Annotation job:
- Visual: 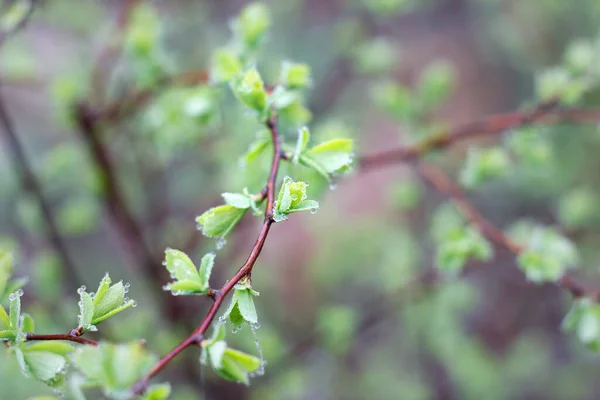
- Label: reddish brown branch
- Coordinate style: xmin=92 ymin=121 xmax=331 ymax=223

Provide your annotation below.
xmin=132 ymin=112 xmax=283 ymax=395
xmin=360 ymin=103 xmax=600 ymax=171
xmin=25 ymin=332 xmax=98 ymax=346
xmin=416 ymin=162 xmax=598 ymax=300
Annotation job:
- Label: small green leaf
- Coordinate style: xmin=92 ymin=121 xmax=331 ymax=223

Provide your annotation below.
xmin=163 ymin=280 xmax=204 ymax=293
xmin=230 ymin=68 xmax=268 ymax=114
xmin=0 ymin=304 xmax=9 ymax=328
xmin=211 ymin=48 xmax=242 ymax=83
xmin=222 ymin=193 xmax=252 ymax=209
xmin=243 ymin=130 xmax=271 ymax=165
xmin=21 ymin=351 xmax=67 ymax=383
xmin=280 ymin=61 xmax=312 ymax=89
xmin=562 ymin=299 xmax=600 ymax=351
xmin=21 ymin=313 xmax=34 ymax=333
xmin=435 ymin=226 xmax=493 ymax=274
xmin=417 ymin=60 xmax=455 ymax=111
xmin=233 ymin=2 xmax=271 ymax=50
xmin=164 ymin=248 xmax=200 ymax=284
xmin=198 ymin=252 xmax=216 ymax=291
xmin=300 ymin=138 xmax=354 ymax=180
xmin=516 ymin=225 xmax=578 ymax=283
xmin=293 ymin=127 xmax=310 ymax=164
xmin=235 ymin=289 xmax=258 ymax=324
xmin=142 ymin=383 xmax=172 ymax=400
xmin=353 ymin=38 xmax=398 ymax=75
xmin=196 ymin=205 xmax=248 ymax=239
xmin=77 ymin=289 xmax=94 ymax=331
xmin=93 ymin=282 xmax=125 ymax=321
xmin=208 ymin=340 xmax=227 ymax=370
xmin=273 ymin=177 xmax=319 ymax=222
xmin=460 ymin=147 xmax=509 ymax=188
xmin=93 ymin=273 xmax=112 ymax=308
xmin=9 ymin=289 xmax=22 ymax=331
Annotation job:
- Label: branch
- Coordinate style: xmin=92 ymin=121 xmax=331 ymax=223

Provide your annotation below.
xmin=132 ymin=112 xmax=283 ymax=395
xmin=0 ymin=82 xmax=82 ymax=290
xmin=360 ymin=102 xmax=600 ymax=170
xmin=416 ymin=162 xmax=599 ymax=300
xmin=25 ymin=332 xmax=98 ymax=347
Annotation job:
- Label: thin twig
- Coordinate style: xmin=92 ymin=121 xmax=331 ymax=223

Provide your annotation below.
xmin=0 ymin=83 xmax=82 ymax=290
xmin=132 ymin=112 xmax=283 ymax=395
xmin=416 ymin=162 xmax=599 ymax=300
xmin=25 ymin=332 xmax=98 ymax=346
xmin=360 ymin=103 xmax=600 ymax=171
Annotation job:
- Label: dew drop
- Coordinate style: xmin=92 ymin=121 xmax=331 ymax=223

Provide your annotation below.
xmin=329 ymin=182 xmax=337 ymax=190
xmin=310 ymin=208 xmax=317 ymax=214
xmin=8 ymin=293 xmax=15 ymax=301
xmin=131 ymin=301 xmax=138 ymax=308
xmin=15 ymin=289 xmax=24 ymax=297
xmin=218 ymin=315 xmax=226 ymax=322
xmin=216 ymin=238 xmax=227 ymax=250
xmin=124 ymin=282 xmax=130 ymax=293
xmin=250 ymin=324 xmax=266 ymax=377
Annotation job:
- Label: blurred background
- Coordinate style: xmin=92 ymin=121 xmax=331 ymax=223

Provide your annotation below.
xmin=2 ymin=0 xmax=600 ymax=398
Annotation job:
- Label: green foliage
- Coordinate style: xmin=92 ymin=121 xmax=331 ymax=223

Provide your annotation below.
xmin=436 ymin=226 xmax=493 ymax=274
xmin=353 ymin=38 xmax=398 ymax=75
xmin=232 ymin=2 xmax=271 ymax=51
xmin=13 ymin=342 xmax=73 ymax=387
xmin=223 ymin=281 xmax=260 ymax=331
xmin=273 ymin=176 xmax=319 ymax=222
xmin=162 ymin=250 xmax=215 ymax=296
xmin=200 ymin=324 xmax=262 ymax=385
xmin=512 ymin=223 xmax=578 ymax=283
xmin=459 ymin=147 xmax=510 ymax=188
xmin=562 ymin=298 xmax=600 ymax=351
xmin=279 ymin=61 xmax=312 ymax=90
xmin=77 ymin=274 xmax=136 ymax=332
xmin=417 ymin=60 xmax=455 ymax=111
xmin=231 ymin=68 xmax=268 ymax=116
xmin=73 ymin=341 xmax=158 ymax=399
xmin=558 ymin=188 xmax=597 ymax=228
xmin=196 ymin=200 xmax=249 ymax=241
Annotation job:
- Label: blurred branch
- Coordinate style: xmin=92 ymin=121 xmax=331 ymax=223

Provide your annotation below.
xmin=416 ymin=162 xmax=598 ymax=300
xmin=359 ymin=101 xmax=600 ymax=170
xmin=74 ymin=102 xmax=168 ymax=292
xmin=0 ymin=82 xmax=82 ymax=290
xmin=132 ymin=111 xmax=284 ymax=396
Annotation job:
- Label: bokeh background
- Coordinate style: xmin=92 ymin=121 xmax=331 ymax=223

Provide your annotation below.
xmin=2 ymin=0 xmax=600 ymax=399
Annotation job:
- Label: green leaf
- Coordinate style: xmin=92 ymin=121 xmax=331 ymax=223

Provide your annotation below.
xmin=24 ymin=342 xmax=73 ymax=356
xmin=562 ymin=299 xmax=600 ymax=351
xmin=293 ymin=127 xmax=310 ymax=164
xmin=9 ymin=289 xmax=22 ymax=331
xmin=196 ymin=204 xmax=248 ymax=239
xmin=163 ymin=280 xmax=204 ymax=293
xmin=21 ymin=351 xmax=67 ymax=383
xmin=353 ymin=38 xmax=398 ymax=75
xmin=164 ymin=248 xmax=200 ymax=284
xmin=142 ymin=383 xmax=172 ymax=400
xmin=73 ymin=341 xmax=157 ymax=396
xmin=93 ymin=273 xmax=112 ymax=308
xmin=77 ymin=289 xmax=95 ymax=331
xmin=243 ymin=130 xmax=271 ymax=165
xmin=235 ymin=289 xmax=258 ymax=324
xmin=435 ymin=226 xmax=493 ymax=274
xmin=0 ymin=330 xmax=15 ymax=340
xmin=459 ymin=147 xmax=509 ymax=188
xmin=222 ymin=193 xmax=252 ymax=209
xmin=516 ymin=225 xmax=578 ymax=283
xmin=300 ymin=138 xmax=354 ymax=180
xmin=233 ymin=2 xmax=271 ymax=50
xmin=417 ymin=60 xmax=455 ymax=111
xmin=273 ymin=177 xmax=319 ymax=222
xmin=0 ymin=304 xmax=9 ymax=328
xmin=231 ymin=68 xmax=268 ymax=114
xmin=198 ymin=252 xmax=216 ymax=291
xmin=280 ymin=61 xmax=312 ymax=89
xmin=211 ymin=48 xmax=242 ymax=83
xmin=208 ymin=340 xmax=227 ymax=370
xmin=21 ymin=313 xmax=34 ymax=333
xmin=93 ymin=282 xmax=125 ymax=321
